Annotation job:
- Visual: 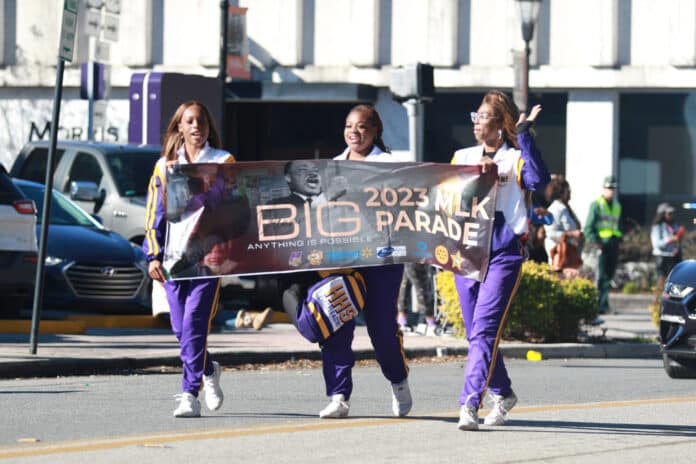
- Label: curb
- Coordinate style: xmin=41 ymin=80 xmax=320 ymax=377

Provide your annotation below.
xmin=0 ymin=342 xmax=661 ymax=380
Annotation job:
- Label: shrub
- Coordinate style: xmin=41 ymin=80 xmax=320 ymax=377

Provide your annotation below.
xmin=682 ymin=229 xmax=696 ymax=259
xmin=434 ymin=270 xmax=465 ymax=337
xmin=435 ymin=261 xmax=598 ymax=343
xmin=557 ymin=276 xmax=599 ymax=341
xmin=622 ymin=280 xmax=640 ymax=294
xmin=504 ymin=261 xmax=563 ymax=342
xmin=619 ymin=226 xmax=653 ymax=263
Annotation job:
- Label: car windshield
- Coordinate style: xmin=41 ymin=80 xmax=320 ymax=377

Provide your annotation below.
xmin=106 ymin=150 xmax=161 ymax=197
xmin=16 ymin=183 xmax=102 ymax=228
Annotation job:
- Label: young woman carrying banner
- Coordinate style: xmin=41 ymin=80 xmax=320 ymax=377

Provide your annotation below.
xmin=283 ymin=104 xmax=412 ymax=419
xmin=450 ymin=91 xmax=550 ymax=430
xmin=143 ymin=101 xmax=235 ymax=418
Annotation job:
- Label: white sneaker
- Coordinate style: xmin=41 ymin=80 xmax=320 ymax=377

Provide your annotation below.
xmin=390 ymin=379 xmax=412 ymax=417
xmin=319 ymin=394 xmax=350 ymax=418
xmin=202 ymin=361 xmax=224 ymax=411
xmin=173 ymin=392 xmax=201 ymax=418
xmin=457 ymin=405 xmax=479 ymax=431
xmin=484 ymin=391 xmax=518 ymax=426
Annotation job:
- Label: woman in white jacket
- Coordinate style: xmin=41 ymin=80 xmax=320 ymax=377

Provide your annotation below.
xmin=544 ymin=176 xmax=584 ymax=270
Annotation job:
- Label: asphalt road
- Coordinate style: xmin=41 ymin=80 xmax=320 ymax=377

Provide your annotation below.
xmin=1 ymin=357 xmax=695 ymax=463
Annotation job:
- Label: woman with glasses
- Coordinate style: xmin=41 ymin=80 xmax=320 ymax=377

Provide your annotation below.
xmin=450 ymin=91 xmax=550 ymax=430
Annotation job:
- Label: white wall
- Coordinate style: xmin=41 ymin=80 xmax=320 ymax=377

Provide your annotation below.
xmin=0 ymin=93 xmax=129 ymax=171
xmin=391 ymin=0 xmax=458 ymax=67
xmin=163 ymin=0 xmax=219 ymax=67
xmin=549 ymin=0 xmax=618 ymax=67
xmin=314 ymin=0 xmax=379 ymax=67
xmin=565 ymin=91 xmax=619 ymax=226
xmin=240 ymin=0 xmax=303 ymax=67
xmin=631 ymin=0 xmax=671 ymax=66
xmin=668 ymin=0 xmax=696 ymax=66
xmin=469 ymin=0 xmax=517 ymax=67
xmin=116 ymin=0 xmax=153 ymax=66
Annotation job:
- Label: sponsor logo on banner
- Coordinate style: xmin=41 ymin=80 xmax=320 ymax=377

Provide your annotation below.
xmin=434 ymin=245 xmax=450 ymax=265
xmin=413 ymin=241 xmax=434 ymax=259
xmin=326 ymin=250 xmax=362 ymax=262
xmin=288 ymin=251 xmax=303 ymax=267
xmin=376 ymin=245 xmax=406 ymax=258
xmin=361 ymin=247 xmax=373 ymax=259
xmin=307 ymin=249 xmax=323 ymax=266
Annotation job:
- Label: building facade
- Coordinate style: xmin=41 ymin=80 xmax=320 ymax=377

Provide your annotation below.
xmin=1 ymin=0 xmax=696 ymax=226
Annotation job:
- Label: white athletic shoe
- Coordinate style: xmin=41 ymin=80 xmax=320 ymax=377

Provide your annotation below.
xmin=319 ymin=394 xmax=350 ymax=418
xmin=457 ymin=405 xmax=479 ymax=431
xmin=484 ymin=391 xmax=518 ymax=426
xmin=173 ymin=392 xmax=201 ymax=418
xmin=390 ymin=379 xmax=413 ymax=417
xmin=203 ymin=361 xmax=224 ymax=411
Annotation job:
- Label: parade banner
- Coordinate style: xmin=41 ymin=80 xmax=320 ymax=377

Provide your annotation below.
xmin=162 ymin=160 xmax=498 ymax=281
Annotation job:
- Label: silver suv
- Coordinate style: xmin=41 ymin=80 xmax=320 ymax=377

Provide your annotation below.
xmin=0 ymin=164 xmax=37 ymax=315
xmin=11 ymin=141 xmax=161 ymax=244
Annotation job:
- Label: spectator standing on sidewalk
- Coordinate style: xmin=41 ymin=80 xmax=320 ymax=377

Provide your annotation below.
xmin=143 ymin=101 xmax=233 ymax=418
xmin=397 ymin=263 xmax=436 ymax=331
xmin=450 ymin=91 xmax=550 ymax=431
xmin=651 ymin=202 xmax=684 ymax=292
xmin=544 ymin=176 xmax=584 ymax=273
xmin=583 ymin=176 xmax=623 ymax=314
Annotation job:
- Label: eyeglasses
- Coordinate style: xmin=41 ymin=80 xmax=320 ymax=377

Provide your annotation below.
xmin=470 ymin=112 xmax=497 ymax=123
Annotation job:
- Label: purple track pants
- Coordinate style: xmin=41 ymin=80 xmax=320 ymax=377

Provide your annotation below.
xmin=454 ymin=220 xmax=524 ymax=409
xmin=320 ymin=264 xmax=408 ymax=400
xmin=165 ymin=278 xmax=221 ymax=395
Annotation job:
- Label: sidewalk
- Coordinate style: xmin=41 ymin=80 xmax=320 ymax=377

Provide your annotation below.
xmin=0 ymin=294 xmax=660 ymax=379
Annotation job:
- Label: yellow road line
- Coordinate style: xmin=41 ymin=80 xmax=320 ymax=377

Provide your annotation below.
xmin=1 ymin=396 xmax=695 ymax=460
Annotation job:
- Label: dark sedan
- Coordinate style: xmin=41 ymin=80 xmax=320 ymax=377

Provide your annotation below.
xmin=13 ymin=179 xmax=150 ymax=313
xmin=660 ymin=259 xmax=696 ymax=378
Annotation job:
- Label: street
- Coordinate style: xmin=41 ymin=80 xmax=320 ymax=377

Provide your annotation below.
xmin=1 ymin=357 xmax=695 ymax=463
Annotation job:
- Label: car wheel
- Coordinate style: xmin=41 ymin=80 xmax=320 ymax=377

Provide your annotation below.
xmin=662 ymin=353 xmax=696 ymax=379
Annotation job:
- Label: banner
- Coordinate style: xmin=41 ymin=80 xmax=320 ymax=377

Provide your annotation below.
xmin=163 ymin=160 xmax=498 ymax=281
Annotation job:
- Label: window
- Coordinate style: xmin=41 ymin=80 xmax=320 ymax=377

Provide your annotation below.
xmin=17 ymin=148 xmax=65 ymax=183
xmin=66 ymin=153 xmax=103 ymax=192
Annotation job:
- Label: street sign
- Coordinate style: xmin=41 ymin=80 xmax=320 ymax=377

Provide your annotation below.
xmin=65 ymin=0 xmax=79 ymax=13
xmin=93 ymin=100 xmax=107 ymax=128
xmin=59 ymin=1 xmax=79 ymax=61
xmin=104 ymin=0 xmax=121 ymax=14
xmin=95 ymin=40 xmax=111 ymax=63
xmin=84 ymin=8 xmax=102 ymax=37
xmin=102 ymin=13 xmax=119 ymax=42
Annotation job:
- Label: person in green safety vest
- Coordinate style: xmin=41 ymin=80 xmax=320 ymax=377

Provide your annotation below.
xmin=583 ymin=175 xmax=623 ymax=313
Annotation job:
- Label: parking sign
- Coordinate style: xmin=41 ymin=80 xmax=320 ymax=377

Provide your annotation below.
xmin=59 ymin=0 xmax=80 ymax=61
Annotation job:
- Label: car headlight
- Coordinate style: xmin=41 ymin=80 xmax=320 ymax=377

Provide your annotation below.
xmin=45 ymin=255 xmax=63 ymax=266
xmin=665 ymin=283 xmax=694 ymax=299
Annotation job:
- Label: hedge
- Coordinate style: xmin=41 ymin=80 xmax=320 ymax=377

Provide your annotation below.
xmin=436 ymin=261 xmax=599 ymax=342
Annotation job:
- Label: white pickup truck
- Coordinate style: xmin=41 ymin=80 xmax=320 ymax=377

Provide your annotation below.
xmin=11 ymin=141 xmax=161 ymax=244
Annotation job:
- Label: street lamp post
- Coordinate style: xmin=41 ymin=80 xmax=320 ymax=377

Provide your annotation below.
xmin=516 ymin=0 xmax=542 ymax=113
